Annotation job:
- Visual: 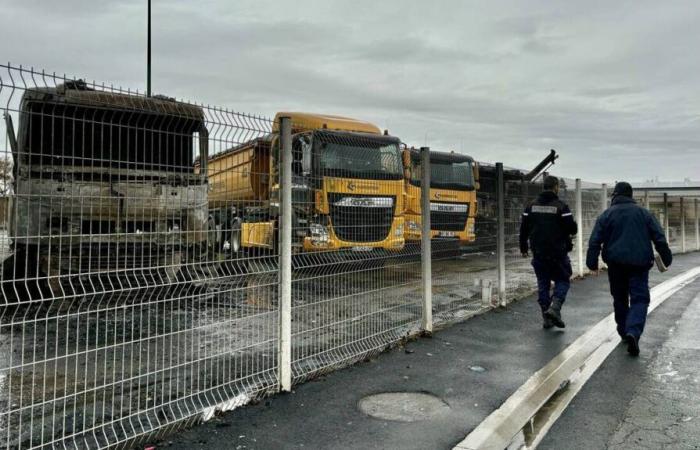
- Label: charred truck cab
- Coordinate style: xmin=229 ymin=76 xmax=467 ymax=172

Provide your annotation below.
xmin=3 ymin=81 xmax=209 ymax=295
xmin=204 ymin=112 xmax=405 ymax=259
xmin=403 ymin=148 xmax=478 ymax=245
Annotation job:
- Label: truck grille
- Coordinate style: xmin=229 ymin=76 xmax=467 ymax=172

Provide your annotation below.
xmin=430 ymin=202 xmax=469 ymax=232
xmin=328 ymin=193 xmax=395 ymax=243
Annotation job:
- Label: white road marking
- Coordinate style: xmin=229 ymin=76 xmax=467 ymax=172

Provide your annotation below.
xmin=454 ymin=266 xmax=700 ymax=450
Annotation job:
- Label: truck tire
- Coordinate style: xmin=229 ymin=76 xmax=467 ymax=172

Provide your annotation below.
xmin=1 ymin=244 xmax=50 ymax=304
xmin=220 ymin=217 xmax=248 ymax=276
xmin=230 ymin=217 xmax=243 ymax=254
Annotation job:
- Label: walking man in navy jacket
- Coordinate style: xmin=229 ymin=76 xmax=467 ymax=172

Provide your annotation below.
xmin=586 ymin=182 xmax=672 ymax=356
xmin=520 ymin=176 xmax=578 ymax=329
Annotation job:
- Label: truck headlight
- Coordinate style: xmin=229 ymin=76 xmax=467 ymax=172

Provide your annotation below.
xmin=407 ymin=220 xmax=420 ymax=232
xmin=468 ymin=222 xmax=475 ymax=234
xmin=395 ymin=222 xmax=404 ymax=236
xmin=309 ymin=223 xmax=330 ymax=245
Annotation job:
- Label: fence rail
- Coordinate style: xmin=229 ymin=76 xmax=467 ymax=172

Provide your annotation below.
xmin=0 ymin=63 xmax=696 ymax=449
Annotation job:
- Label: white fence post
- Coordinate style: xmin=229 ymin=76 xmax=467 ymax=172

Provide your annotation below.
xmin=278 ymin=116 xmax=292 ymax=392
xmin=695 ymin=198 xmax=699 ymax=251
xmin=601 ymin=183 xmax=608 ymax=213
xmin=663 ymin=192 xmax=669 ymax=238
xmin=681 ymin=197 xmax=686 ymax=253
xmin=496 ymin=163 xmax=506 ymax=306
xmin=575 ymin=179 xmax=584 ymax=277
xmin=420 ymin=147 xmax=433 ymax=333
xmin=599 ymin=183 xmax=608 ymax=270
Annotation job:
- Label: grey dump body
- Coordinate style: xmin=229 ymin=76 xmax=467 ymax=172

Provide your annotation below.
xmin=8 ymin=82 xmax=209 ymax=274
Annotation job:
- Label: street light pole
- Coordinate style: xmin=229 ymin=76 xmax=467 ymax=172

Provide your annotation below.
xmin=147 ymin=0 xmax=152 ymax=97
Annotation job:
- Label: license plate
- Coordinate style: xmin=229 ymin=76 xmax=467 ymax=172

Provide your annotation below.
xmin=351 ymin=246 xmax=373 ymax=252
xmin=439 ymin=231 xmax=456 ymax=237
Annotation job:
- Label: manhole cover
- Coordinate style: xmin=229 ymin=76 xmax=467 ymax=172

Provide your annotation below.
xmin=358 ymin=392 xmax=450 ymax=422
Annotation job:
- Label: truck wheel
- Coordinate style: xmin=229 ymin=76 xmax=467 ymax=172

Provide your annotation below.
xmin=230 ymin=217 xmax=242 ymax=254
xmin=220 ymin=217 xmax=247 ymax=276
xmin=2 ymin=244 xmax=49 ymax=303
xmin=206 ymin=216 xmax=218 ymax=256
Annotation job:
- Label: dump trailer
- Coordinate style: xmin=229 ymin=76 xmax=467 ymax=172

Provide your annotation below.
xmin=204 ymin=112 xmax=405 ymax=258
xmin=402 ymin=148 xmax=479 ymax=245
xmin=2 ymin=81 xmax=209 ymax=298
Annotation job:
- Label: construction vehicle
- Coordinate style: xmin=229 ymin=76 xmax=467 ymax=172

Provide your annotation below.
xmin=402 ymin=148 xmax=479 ymax=247
xmin=1 ymin=81 xmax=209 ymax=298
xmin=203 ymin=112 xmax=405 ymax=261
xmin=473 ymin=149 xmax=559 ymax=251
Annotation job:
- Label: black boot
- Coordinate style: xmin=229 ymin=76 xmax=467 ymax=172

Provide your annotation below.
xmin=542 ymin=313 xmax=554 ymax=329
xmin=625 ymin=333 xmax=640 ymax=356
xmin=545 ymin=297 xmax=565 ymax=328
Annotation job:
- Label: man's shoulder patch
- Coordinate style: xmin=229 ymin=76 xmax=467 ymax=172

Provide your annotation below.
xmin=531 ymin=205 xmax=558 ymax=214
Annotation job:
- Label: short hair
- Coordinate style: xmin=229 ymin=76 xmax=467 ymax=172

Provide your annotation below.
xmin=543 ymin=175 xmax=559 ymax=191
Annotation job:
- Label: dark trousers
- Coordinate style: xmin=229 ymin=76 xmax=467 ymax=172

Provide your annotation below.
xmin=607 ymin=263 xmax=650 ymax=340
xmin=532 ymin=255 xmax=572 ymax=312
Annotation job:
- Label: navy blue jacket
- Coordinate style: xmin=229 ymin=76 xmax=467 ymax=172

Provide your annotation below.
xmin=586 ymin=196 xmax=672 ymax=270
xmin=520 ymin=191 xmax=578 ymax=258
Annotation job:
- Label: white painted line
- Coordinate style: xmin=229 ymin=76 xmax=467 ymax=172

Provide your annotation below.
xmin=454 ymin=266 xmax=700 ymax=450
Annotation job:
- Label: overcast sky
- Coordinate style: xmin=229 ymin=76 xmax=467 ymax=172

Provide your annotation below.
xmin=1 ymin=0 xmax=699 ymax=182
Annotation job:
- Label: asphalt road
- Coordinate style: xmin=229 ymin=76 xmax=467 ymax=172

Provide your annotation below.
xmin=163 ymin=252 xmax=700 ymax=450
xmin=541 ymin=269 xmax=700 ymax=449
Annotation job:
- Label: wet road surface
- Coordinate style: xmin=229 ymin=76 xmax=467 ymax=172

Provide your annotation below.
xmin=164 ymin=252 xmax=700 ymax=450
xmin=541 ymin=269 xmax=700 ymax=449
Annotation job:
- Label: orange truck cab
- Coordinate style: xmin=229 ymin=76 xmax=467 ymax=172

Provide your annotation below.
xmin=403 ymin=148 xmax=478 ymax=245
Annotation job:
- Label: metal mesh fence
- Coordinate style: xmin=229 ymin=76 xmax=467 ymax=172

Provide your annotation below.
xmin=0 ymin=64 xmax=278 ymax=449
xmin=420 ymin=152 xmax=491 ymax=326
xmin=0 ymin=63 xmax=697 ymax=449
xmin=286 ymin=123 xmax=421 ymax=382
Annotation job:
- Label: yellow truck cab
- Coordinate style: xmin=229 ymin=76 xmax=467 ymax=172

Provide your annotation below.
xmin=205 ymin=112 xmax=405 ymax=257
xmin=403 ymin=148 xmax=478 ymax=245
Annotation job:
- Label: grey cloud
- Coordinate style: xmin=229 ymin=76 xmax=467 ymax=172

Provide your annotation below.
xmin=1 ymin=0 xmax=698 ymax=183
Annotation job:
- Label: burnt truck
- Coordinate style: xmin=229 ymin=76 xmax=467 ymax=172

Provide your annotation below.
xmin=1 ymin=81 xmax=209 ymax=298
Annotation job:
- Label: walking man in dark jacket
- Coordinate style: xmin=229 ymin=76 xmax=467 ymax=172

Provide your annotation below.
xmin=586 ymin=182 xmax=672 ymax=356
xmin=520 ymin=176 xmax=578 ymax=329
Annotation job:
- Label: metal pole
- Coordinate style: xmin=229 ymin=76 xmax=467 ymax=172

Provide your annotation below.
xmin=680 ymin=197 xmax=686 ymax=253
xmin=695 ymin=198 xmax=699 ymax=251
xmin=420 ymin=147 xmax=433 ymax=333
xmin=575 ymin=179 xmax=584 ymax=277
xmin=496 ymin=163 xmax=506 ymax=306
xmin=147 ymin=0 xmax=151 ymax=97
xmin=663 ymin=192 xmax=669 ymax=238
xmin=600 ymin=183 xmax=607 ymax=213
xmin=278 ymin=116 xmax=292 ymax=392
xmin=644 ymin=191 xmax=649 ymax=209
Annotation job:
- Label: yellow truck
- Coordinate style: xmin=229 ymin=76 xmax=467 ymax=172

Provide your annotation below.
xmin=402 ymin=148 xmax=478 ymax=246
xmin=203 ymin=112 xmax=405 ymax=260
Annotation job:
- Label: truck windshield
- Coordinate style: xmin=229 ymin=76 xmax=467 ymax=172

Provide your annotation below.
xmin=411 ymin=160 xmax=475 ymax=190
xmin=317 ymin=134 xmax=403 ymax=181
xmin=19 ymin=91 xmax=203 ymax=173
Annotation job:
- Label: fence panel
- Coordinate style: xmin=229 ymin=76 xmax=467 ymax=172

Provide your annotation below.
xmin=424 ymin=153 xmax=493 ymax=327
xmin=0 ymin=64 xmax=278 ymax=448
xmin=288 ymin=123 xmax=422 ymax=383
